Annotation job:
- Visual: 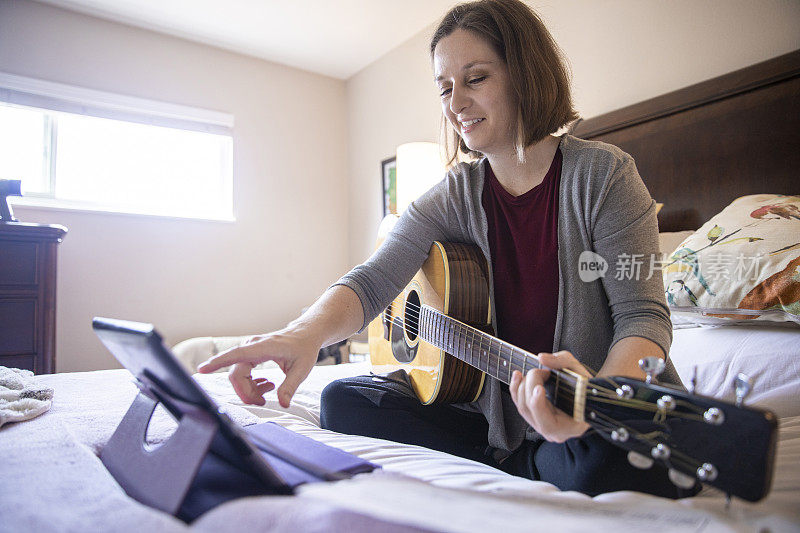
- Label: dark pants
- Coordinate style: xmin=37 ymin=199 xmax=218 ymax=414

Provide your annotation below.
xmin=320 ymin=376 xmax=699 ymax=499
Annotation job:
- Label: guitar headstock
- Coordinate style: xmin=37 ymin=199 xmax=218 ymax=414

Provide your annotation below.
xmin=582 ymin=375 xmax=778 ymax=502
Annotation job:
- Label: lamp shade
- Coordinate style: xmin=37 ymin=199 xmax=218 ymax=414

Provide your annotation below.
xmin=395 ymin=142 xmax=445 ymax=214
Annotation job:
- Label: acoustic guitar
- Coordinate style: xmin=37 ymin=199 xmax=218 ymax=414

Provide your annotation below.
xmin=367 ymin=222 xmax=777 ymax=502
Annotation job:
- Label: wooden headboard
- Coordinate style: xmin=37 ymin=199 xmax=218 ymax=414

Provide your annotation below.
xmin=572 ymin=50 xmax=800 ymax=232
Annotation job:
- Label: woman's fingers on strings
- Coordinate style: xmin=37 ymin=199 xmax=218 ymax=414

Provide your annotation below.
xmin=511 ymin=370 xmax=532 ymax=417
xmin=532 ymin=384 xmax=561 ymax=438
xmin=511 ymin=371 xmax=534 ymax=423
xmin=524 ymin=368 xmax=548 ymax=398
xmin=520 ymin=367 xmax=574 ymax=441
xmin=521 ymin=369 xmax=544 ymax=427
xmin=512 ymin=369 xmax=585 ymax=442
xmin=538 ymin=350 xmax=590 ymax=376
xmin=531 ymin=378 xmax=590 ymax=443
xmin=509 ymin=370 xmax=522 ymax=404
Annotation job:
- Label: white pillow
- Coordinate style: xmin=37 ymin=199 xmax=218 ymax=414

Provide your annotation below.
xmin=670 ymin=325 xmax=800 ymax=418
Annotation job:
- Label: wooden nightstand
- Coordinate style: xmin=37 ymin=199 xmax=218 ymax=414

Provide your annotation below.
xmin=0 ymin=222 xmax=67 ymax=374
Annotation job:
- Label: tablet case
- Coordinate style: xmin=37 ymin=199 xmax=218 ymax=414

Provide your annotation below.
xmin=93 ymin=317 xmax=378 ymax=522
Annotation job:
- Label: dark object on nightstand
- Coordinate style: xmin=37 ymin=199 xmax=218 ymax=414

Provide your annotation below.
xmin=317 ymin=339 xmax=348 ymax=364
xmin=0 ymin=179 xmax=23 ymax=222
xmin=0 ymin=217 xmax=67 ymax=373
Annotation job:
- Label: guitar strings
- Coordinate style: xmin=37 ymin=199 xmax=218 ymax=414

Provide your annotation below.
xmin=383 ymin=298 xmax=560 ymax=379
xmin=384 ymin=298 xmax=550 ymax=376
xmin=379 ymin=299 xmax=645 ymax=409
xmin=381 ymin=306 xmax=618 ymax=411
xmin=379 ymin=300 xmax=583 ymax=403
xmin=380 ymin=307 xmax=587 ymax=405
xmin=381 ymin=296 xmax=681 ymax=413
xmin=385 ymin=297 xmax=610 ymax=388
xmin=381 ymin=300 xmax=708 ymax=423
xmin=379 ymin=288 xmax=723 ymax=431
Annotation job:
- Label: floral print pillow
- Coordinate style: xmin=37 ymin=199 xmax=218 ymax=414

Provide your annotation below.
xmin=662 ymin=194 xmax=800 ymax=325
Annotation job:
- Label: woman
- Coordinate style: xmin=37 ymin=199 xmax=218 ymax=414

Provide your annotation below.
xmin=200 ymin=0 xmax=692 ymax=498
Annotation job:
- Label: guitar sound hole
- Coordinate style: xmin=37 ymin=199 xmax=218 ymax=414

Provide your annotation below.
xmin=404 ymin=290 xmax=421 ymax=343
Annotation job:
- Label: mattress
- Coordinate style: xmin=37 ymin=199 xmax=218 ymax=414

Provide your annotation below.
xmin=1 ymin=325 xmax=798 ymax=532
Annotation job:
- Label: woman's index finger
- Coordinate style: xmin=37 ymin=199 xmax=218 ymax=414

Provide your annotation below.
xmin=197 ymin=344 xmax=256 ymax=373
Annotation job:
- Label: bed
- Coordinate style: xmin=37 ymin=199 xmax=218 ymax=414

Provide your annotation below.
xmin=2 ymin=50 xmax=799 ymax=532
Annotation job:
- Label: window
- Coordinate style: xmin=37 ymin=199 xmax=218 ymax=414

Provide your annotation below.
xmin=0 ymin=73 xmax=234 ymax=220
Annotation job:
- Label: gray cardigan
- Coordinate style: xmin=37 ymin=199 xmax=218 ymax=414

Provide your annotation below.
xmin=334 ymin=134 xmax=678 ymax=454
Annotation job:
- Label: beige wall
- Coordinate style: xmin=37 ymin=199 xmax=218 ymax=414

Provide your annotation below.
xmin=346 ymin=0 xmax=800 ymax=268
xmin=0 ymin=1 xmax=350 ymax=371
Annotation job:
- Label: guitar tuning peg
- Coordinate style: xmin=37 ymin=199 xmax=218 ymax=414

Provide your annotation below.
xmin=627 ymin=451 xmax=654 ymax=470
xmin=668 ymin=468 xmax=697 ymax=489
xmin=611 ymin=427 xmax=629 ymax=442
xmin=638 ymin=356 xmax=665 ymax=384
xmin=650 ymin=443 xmax=671 ymax=460
xmin=734 ymin=373 xmax=753 ymax=407
xmin=615 ymin=384 xmax=634 ymax=399
xmin=657 ymin=395 xmax=676 ymax=411
xmin=703 ymin=407 xmax=725 ymax=425
xmin=697 ymin=463 xmax=718 ymax=482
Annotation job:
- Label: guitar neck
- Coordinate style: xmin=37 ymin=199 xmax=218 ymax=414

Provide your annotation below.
xmin=418 ymin=305 xmax=584 ymax=417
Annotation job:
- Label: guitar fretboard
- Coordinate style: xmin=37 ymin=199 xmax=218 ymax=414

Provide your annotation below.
xmin=417 ymin=305 xmax=579 ymax=413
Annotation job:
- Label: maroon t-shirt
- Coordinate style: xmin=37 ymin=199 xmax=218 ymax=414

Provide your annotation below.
xmin=481 ymin=149 xmax=561 ymax=355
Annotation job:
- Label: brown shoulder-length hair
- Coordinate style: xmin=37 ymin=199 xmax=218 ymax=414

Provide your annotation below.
xmin=430 ymin=0 xmax=579 ymax=165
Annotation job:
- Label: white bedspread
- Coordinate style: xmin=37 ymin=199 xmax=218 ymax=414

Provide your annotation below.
xmin=2 ymin=325 xmax=798 ymax=532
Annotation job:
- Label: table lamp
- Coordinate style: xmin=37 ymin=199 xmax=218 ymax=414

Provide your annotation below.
xmin=395 ymin=142 xmax=446 ymax=214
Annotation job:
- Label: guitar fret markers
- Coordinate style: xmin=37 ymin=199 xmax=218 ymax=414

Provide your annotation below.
xmin=419 ymin=306 xmax=570 ymax=403
xmin=421 ymin=306 xmax=568 ymax=393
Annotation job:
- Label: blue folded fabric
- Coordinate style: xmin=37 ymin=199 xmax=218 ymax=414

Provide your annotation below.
xmin=245 ymin=421 xmax=379 ymax=486
xmin=179 ymin=422 xmax=379 ymax=522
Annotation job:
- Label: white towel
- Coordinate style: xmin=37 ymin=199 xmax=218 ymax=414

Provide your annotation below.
xmin=0 ymin=366 xmax=54 ymax=427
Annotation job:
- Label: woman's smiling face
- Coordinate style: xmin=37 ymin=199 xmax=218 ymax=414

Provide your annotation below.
xmin=433 ymin=28 xmax=518 ymax=157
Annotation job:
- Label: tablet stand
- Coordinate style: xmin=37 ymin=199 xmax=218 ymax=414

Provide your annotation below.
xmin=100 ymin=386 xmax=219 ymax=515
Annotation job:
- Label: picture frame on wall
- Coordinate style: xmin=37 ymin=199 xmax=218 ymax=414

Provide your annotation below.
xmin=381 ymin=156 xmax=397 ymax=216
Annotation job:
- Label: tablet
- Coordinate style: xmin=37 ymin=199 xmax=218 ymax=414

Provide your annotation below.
xmin=93 ymin=317 xmax=292 ymax=488
xmin=93 ymin=317 xmax=377 ymax=493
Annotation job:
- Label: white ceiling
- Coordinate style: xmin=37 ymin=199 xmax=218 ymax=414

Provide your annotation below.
xmin=36 ymin=0 xmax=462 ymax=79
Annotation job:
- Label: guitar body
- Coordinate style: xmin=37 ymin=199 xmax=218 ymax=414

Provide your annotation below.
xmin=368 ymin=240 xmax=490 ymax=404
